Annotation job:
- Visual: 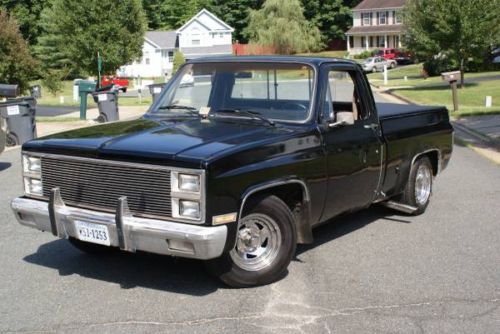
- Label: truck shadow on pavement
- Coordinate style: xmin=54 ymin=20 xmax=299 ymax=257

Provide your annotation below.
xmin=23 ymin=205 xmax=410 ymax=294
xmin=0 ymin=162 xmax=12 ymax=171
xmin=296 ymin=205 xmax=411 ymax=257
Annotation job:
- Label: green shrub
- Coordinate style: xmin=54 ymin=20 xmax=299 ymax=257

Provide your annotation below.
xmin=423 ymin=55 xmax=458 ymax=77
xmin=353 ymin=50 xmax=374 ymax=59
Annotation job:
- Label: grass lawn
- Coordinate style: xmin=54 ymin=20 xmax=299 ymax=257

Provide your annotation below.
xmin=368 ymin=63 xmax=500 ymax=88
xmin=299 ymin=50 xmax=348 ymax=58
xmin=391 ymin=80 xmax=500 ymax=116
xmin=32 ymin=80 xmax=155 ymax=107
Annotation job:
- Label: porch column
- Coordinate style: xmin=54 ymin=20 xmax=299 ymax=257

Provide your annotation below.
xmin=398 ymin=34 xmax=402 ymax=48
xmin=384 ymin=34 xmax=388 ymax=48
xmin=365 ymin=35 xmax=369 ymax=50
xmin=347 ymin=35 xmax=351 ymax=52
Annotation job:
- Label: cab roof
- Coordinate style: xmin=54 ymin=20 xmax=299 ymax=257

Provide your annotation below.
xmin=187 ymin=55 xmax=358 ymax=68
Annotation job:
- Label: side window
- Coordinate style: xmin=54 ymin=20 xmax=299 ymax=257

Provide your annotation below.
xmin=323 ymin=70 xmax=366 ymax=123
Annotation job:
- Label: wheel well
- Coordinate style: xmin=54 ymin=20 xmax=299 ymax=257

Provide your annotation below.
xmin=242 ymin=183 xmax=305 ymax=216
xmin=418 ymin=151 xmax=439 ymax=176
xmin=241 ymin=182 xmax=313 ymax=244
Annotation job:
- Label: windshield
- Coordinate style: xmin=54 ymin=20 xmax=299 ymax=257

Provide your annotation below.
xmin=149 ymin=62 xmax=315 ymax=122
xmin=364 ymin=58 xmax=374 ymax=63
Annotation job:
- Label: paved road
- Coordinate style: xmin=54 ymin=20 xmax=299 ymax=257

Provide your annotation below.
xmin=0 ymin=144 xmax=498 ymax=333
xmin=37 ymin=106 xmax=79 ymax=117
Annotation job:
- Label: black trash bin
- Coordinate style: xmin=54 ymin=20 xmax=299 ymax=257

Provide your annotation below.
xmin=148 ymin=83 xmax=166 ymax=104
xmin=0 ymin=97 xmax=37 ymax=146
xmin=92 ymin=90 xmax=119 ymax=123
xmin=30 ymin=85 xmax=42 ymax=99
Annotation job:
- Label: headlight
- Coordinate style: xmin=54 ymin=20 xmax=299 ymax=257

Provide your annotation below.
xmin=178 ymin=174 xmax=200 ymax=192
xmin=23 ymin=155 xmax=41 ymax=174
xmin=24 ymin=177 xmax=43 ymax=196
xmin=22 ymin=154 xmax=43 ymax=197
xmin=179 ymin=200 xmax=200 ymax=219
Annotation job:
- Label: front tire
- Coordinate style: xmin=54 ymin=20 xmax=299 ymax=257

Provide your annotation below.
xmin=205 ymin=195 xmax=296 ymax=288
xmin=399 ymin=156 xmax=433 ymax=215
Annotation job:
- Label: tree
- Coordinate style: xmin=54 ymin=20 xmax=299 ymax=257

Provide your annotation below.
xmin=207 ymin=0 xmax=264 ymax=43
xmin=0 ymin=0 xmax=48 ymax=47
xmin=153 ymin=0 xmax=212 ymax=30
xmin=301 ymin=0 xmax=353 ymax=45
xmin=36 ymin=0 xmax=147 ymax=76
xmin=172 ymin=51 xmax=186 ymax=74
xmin=404 ymin=0 xmax=500 ymax=86
xmin=0 ymin=10 xmax=38 ymax=93
xmin=245 ymin=0 xmax=321 ymax=54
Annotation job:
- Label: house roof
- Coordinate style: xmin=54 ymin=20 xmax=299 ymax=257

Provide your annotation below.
xmin=176 ymin=8 xmax=234 ymax=33
xmin=181 ymin=45 xmax=233 ymax=58
xmin=145 ymin=31 xmax=177 ymax=49
xmin=353 ymin=0 xmax=406 ymax=11
xmin=346 ymin=24 xmax=405 ymax=35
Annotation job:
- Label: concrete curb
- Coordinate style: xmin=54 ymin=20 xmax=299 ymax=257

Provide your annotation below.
xmin=452 ymin=121 xmax=500 ymax=151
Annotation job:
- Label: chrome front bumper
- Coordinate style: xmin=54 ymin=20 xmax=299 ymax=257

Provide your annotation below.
xmin=11 ymin=191 xmax=227 ymax=260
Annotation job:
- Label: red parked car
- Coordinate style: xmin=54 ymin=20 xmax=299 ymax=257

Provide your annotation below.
xmin=376 ymin=49 xmax=413 ymax=65
xmin=101 ymin=76 xmax=129 ymax=92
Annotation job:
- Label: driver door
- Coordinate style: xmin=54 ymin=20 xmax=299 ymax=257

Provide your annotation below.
xmin=320 ymin=64 xmax=384 ymax=221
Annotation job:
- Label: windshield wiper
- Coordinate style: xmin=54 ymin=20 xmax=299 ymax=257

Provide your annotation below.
xmin=157 ymin=104 xmax=199 ymax=115
xmin=215 ymin=108 xmax=275 ymax=126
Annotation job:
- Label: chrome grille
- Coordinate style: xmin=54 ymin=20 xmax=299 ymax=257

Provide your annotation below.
xmin=41 ymin=156 xmax=172 ymax=217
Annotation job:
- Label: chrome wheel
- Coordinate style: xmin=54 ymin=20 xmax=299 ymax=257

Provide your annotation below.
xmin=415 ymin=164 xmax=432 ymax=206
xmin=230 ymin=213 xmax=282 ymax=272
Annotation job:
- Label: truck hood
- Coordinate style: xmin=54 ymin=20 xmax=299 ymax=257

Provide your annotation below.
xmin=23 ymin=118 xmax=300 ymax=167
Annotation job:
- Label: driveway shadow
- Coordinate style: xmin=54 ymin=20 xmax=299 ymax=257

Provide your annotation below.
xmin=296 ymin=205 xmax=411 ymax=256
xmin=24 ymin=239 xmax=223 ymax=296
xmin=0 ymin=162 xmax=12 ymax=172
xmin=23 ymin=205 xmax=406 ymax=293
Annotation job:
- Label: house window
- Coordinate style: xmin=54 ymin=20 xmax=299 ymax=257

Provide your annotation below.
xmin=219 ymin=33 xmax=224 ymax=38
xmin=361 ymin=13 xmax=371 ymax=26
xmin=361 ymin=36 xmax=366 ymax=47
xmin=395 ymin=35 xmax=400 ymax=47
xmin=378 ymin=12 xmax=387 ymax=25
xmin=192 ymin=40 xmax=200 ymax=46
xmin=168 ymin=51 xmax=174 ymax=62
xmin=370 ymin=36 xmax=374 ymax=48
xmin=378 ymin=36 xmax=385 ymax=47
xmin=144 ymin=51 xmax=150 ymax=65
xmin=349 ymin=36 xmax=354 ymax=49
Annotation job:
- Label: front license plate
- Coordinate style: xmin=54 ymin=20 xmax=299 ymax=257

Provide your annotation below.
xmin=74 ymin=220 xmax=111 ymax=246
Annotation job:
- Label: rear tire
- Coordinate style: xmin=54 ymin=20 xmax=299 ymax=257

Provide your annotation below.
xmin=6 ymin=133 xmax=18 ymax=147
xmin=68 ymin=238 xmax=114 ymax=255
xmin=205 ymin=195 xmax=296 ymax=288
xmin=399 ymin=156 xmax=433 ymax=215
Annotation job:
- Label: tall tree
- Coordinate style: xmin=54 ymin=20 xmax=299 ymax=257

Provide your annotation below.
xmin=0 ymin=0 xmax=47 ymax=46
xmin=155 ymin=0 xmax=211 ymax=30
xmin=36 ymin=0 xmax=147 ymax=76
xmin=245 ymin=0 xmax=321 ymax=54
xmin=301 ymin=0 xmax=353 ymax=45
xmin=404 ymin=0 xmax=500 ymax=86
xmin=0 ymin=10 xmax=38 ymax=93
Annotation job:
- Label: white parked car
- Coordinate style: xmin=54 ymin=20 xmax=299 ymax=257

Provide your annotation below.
xmin=362 ymin=57 xmax=397 ymax=72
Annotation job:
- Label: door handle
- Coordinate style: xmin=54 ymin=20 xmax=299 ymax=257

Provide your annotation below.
xmin=364 ymin=123 xmax=379 ymax=130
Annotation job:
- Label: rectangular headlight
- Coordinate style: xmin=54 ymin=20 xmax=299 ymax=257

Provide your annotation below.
xmin=179 ymin=200 xmax=200 ymax=219
xmin=23 ymin=155 xmax=41 ymax=174
xmin=24 ymin=177 xmax=43 ymax=196
xmin=178 ymin=174 xmax=200 ymax=192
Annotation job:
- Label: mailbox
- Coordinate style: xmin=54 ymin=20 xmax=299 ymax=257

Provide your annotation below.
xmin=441 ymin=71 xmax=461 ymax=82
xmin=0 ymin=84 xmax=20 ymax=98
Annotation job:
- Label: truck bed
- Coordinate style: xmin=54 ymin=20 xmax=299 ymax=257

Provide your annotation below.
xmin=376 ymin=102 xmax=454 ymax=198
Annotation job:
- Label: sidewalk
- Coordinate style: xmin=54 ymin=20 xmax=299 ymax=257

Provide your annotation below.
xmin=36 ymin=105 xmax=148 ymax=137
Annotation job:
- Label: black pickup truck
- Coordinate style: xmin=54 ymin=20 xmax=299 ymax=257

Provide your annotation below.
xmin=11 ymin=56 xmax=453 ymax=287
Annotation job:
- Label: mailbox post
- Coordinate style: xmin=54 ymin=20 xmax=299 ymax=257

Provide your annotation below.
xmin=77 ymin=80 xmax=97 ymax=120
xmin=441 ymin=71 xmax=461 ymax=112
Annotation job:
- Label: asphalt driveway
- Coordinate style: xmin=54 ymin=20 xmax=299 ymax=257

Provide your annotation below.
xmin=0 ymin=144 xmax=498 ymax=333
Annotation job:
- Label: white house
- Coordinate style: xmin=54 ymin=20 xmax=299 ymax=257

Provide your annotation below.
xmin=346 ymin=0 xmax=406 ymax=55
xmin=119 ymin=9 xmax=234 ymax=78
